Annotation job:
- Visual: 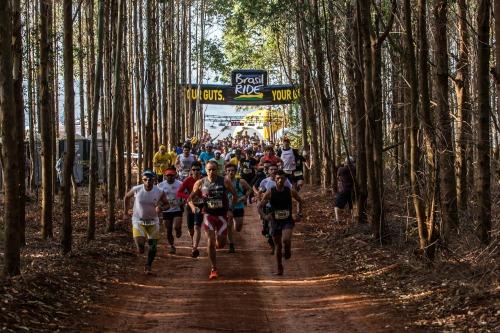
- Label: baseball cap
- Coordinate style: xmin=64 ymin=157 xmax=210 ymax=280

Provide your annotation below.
xmin=142 ymin=170 xmax=155 ymax=179
xmin=164 ymin=168 xmax=177 ymax=176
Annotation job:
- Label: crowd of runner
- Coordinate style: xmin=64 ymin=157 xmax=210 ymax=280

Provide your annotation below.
xmin=123 ymin=131 xmax=311 ymax=279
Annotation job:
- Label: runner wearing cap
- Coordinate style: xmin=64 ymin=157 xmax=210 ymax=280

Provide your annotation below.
xmin=210 ymin=150 xmax=225 ymax=177
xmin=176 ymin=144 xmax=197 ymax=180
xmin=277 ymin=137 xmax=298 ymax=185
xmin=158 ymin=167 xmax=183 ymax=254
xmin=188 ymin=161 xmax=238 ymax=279
xmin=177 ymin=161 xmax=204 ymax=257
xmin=198 ymin=142 xmax=215 ymax=175
xmin=123 ymin=170 xmax=169 ymax=274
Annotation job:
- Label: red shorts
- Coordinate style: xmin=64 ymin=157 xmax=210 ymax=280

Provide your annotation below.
xmin=203 ymin=214 xmax=228 ymax=237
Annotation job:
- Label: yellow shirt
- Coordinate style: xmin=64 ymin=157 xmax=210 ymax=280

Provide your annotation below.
xmin=229 ymin=157 xmax=239 ymax=167
xmin=153 ymin=151 xmax=174 ymax=175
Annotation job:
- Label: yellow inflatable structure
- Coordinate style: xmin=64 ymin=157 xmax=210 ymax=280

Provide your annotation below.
xmin=241 ymin=108 xmax=287 ymax=141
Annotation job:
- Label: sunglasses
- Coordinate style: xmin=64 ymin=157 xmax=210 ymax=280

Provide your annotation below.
xmin=142 ymin=178 xmax=153 ymax=182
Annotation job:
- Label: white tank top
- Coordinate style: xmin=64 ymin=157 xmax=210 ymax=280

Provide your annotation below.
xmin=132 ymin=184 xmax=163 ymax=220
xmin=280 ymin=148 xmax=296 ymax=171
xmin=158 ymin=180 xmax=182 ymax=212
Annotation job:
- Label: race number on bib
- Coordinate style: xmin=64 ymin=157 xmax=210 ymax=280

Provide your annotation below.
xmin=207 ymin=199 xmax=223 ymax=209
xmin=140 ymin=219 xmax=156 ymax=226
xmin=193 ymin=198 xmax=204 ymax=205
xmin=274 ymin=209 xmax=290 ymax=220
xmin=243 ymin=168 xmax=252 ymax=174
xmin=294 ymin=171 xmax=303 ymax=176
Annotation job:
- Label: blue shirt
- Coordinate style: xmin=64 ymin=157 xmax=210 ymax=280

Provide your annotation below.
xmin=199 ymin=151 xmax=215 ymax=174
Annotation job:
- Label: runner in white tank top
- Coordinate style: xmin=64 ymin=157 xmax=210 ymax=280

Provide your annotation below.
xmin=176 ymin=145 xmax=196 ymax=180
xmin=158 ymin=168 xmax=184 ymax=254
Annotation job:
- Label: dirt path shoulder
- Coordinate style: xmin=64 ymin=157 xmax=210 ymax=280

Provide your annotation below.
xmin=84 ymin=206 xmax=413 ymax=333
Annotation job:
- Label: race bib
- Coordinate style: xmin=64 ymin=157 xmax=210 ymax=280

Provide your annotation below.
xmin=274 ymin=209 xmax=290 ymax=220
xmin=294 ymin=171 xmax=303 ymax=176
xmin=140 ymin=219 xmax=156 ymax=226
xmin=207 ymin=199 xmax=223 ymax=209
xmin=193 ymin=197 xmax=204 ymax=205
xmin=243 ymin=168 xmax=252 ymax=174
xmin=168 ymin=198 xmax=179 ymax=206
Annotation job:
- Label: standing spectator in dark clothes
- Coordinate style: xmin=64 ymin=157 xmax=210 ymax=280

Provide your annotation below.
xmin=334 ymin=157 xmax=356 ymax=223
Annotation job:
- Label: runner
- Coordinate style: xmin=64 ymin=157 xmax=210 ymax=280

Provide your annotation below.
xmin=176 ymin=161 xmax=204 ymax=258
xmin=158 ymin=167 xmax=183 ymax=254
xmin=210 ymin=150 xmax=225 ymax=177
xmin=153 ymin=145 xmax=174 ymax=183
xmin=225 ymin=163 xmax=252 ymax=253
xmin=260 ymin=146 xmax=282 ymax=166
xmin=258 ymin=170 xmax=304 ymax=276
xmin=188 ymin=161 xmax=238 ymax=279
xmin=123 ymin=170 xmax=169 ymax=274
xmin=238 ymin=147 xmax=257 ymax=184
xmin=277 ymin=137 xmax=297 ymax=184
xmin=176 ymin=144 xmax=196 ymax=180
xmin=293 ymin=149 xmax=308 ymax=191
xmin=198 ymin=142 xmax=215 ymax=175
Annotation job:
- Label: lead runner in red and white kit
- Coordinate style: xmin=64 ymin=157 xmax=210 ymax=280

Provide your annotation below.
xmin=188 ymin=160 xmax=238 ymax=279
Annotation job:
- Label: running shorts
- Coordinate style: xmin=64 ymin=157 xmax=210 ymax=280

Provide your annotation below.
xmin=162 ymin=210 xmax=183 ymax=220
xmin=335 ymin=191 xmax=353 ymax=209
xmin=269 ymin=219 xmax=294 ymax=237
xmin=232 ymin=208 xmax=245 ymax=218
xmin=203 ymin=214 xmax=228 ymax=237
xmin=186 ymin=206 xmax=203 ymax=229
xmin=132 ymin=217 xmax=160 ymax=240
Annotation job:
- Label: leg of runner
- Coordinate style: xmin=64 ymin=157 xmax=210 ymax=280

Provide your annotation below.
xmin=134 ymin=236 xmax=146 ymax=254
xmin=164 ymin=218 xmax=176 ymax=254
xmin=186 ymin=207 xmax=195 ymax=239
xmin=227 ymin=216 xmax=235 ymax=253
xmin=146 ymin=239 xmax=158 ymax=273
xmin=282 ymin=228 xmax=293 ymax=259
xmin=272 ymin=233 xmax=284 ymax=275
xmin=205 ymin=229 xmax=218 ymax=278
xmin=173 ymin=216 xmax=182 ymax=239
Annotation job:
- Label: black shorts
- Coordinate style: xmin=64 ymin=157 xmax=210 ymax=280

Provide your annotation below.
xmin=270 ymin=219 xmax=294 ymax=237
xmin=232 ymin=208 xmax=244 ymax=218
xmin=186 ymin=206 xmax=203 ymax=229
xmin=335 ymin=191 xmax=353 ymax=209
xmin=162 ymin=210 xmax=183 ymax=220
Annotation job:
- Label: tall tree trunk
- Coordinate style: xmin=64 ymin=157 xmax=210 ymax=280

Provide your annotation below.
xmin=107 ymin=0 xmax=125 ymax=232
xmin=1 ymin=0 xmax=21 ymax=276
xmin=62 ymin=0 xmax=75 ymax=254
xmin=39 ymin=0 xmax=54 ymax=240
xmin=477 ymin=0 xmax=491 ymax=244
xmin=433 ymin=0 xmax=458 ymax=242
xmin=87 ymin=0 xmax=105 ymax=241
xmin=78 ymin=9 xmax=86 ymax=137
xmin=455 ymin=0 xmax=472 ymax=212
xmin=11 ymin=0 xmax=25 ymax=247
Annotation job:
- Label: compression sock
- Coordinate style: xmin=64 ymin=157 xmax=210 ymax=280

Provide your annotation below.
xmin=147 ymin=239 xmax=158 ymax=266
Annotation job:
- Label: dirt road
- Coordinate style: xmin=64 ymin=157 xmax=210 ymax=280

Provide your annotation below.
xmin=86 ymin=207 xmax=407 ymax=332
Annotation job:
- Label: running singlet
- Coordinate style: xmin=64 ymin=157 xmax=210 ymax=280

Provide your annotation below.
xmin=201 ymin=176 xmax=228 ymax=216
xmin=228 ymin=179 xmax=245 ymax=210
xmin=179 ymin=154 xmax=195 ymax=178
xmin=270 ymin=187 xmax=292 ymax=221
xmin=132 ymin=184 xmax=163 ymax=220
xmin=158 ymin=180 xmax=182 ymax=212
xmin=279 ymin=148 xmax=296 ymax=172
xmin=239 ymin=158 xmax=256 ymax=180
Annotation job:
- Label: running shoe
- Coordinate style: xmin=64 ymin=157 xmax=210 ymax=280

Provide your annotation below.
xmin=192 ymin=248 xmax=200 ymax=258
xmin=209 ymin=268 xmax=218 ymax=279
xmin=228 ymin=243 xmax=235 ymax=253
xmin=276 ymin=265 xmax=284 ymax=276
xmin=175 ymin=229 xmax=182 ymax=238
xmin=169 ymin=245 xmax=176 ymax=254
xmin=144 ymin=265 xmax=152 ymax=275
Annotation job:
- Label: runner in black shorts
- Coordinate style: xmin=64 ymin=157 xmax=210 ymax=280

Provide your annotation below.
xmin=259 ymin=170 xmax=304 ymax=276
xmin=158 ymin=168 xmax=183 ymax=254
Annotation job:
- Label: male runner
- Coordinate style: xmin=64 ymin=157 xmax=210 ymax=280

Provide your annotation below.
xmin=188 ymin=161 xmax=237 ymax=279
xmin=260 ymin=146 xmax=282 ymax=166
xmin=123 ymin=170 xmax=169 ymax=274
xmin=225 ymin=163 xmax=252 ymax=253
xmin=210 ymin=150 xmax=225 ymax=177
xmin=176 ymin=144 xmax=196 ymax=180
xmin=198 ymin=142 xmax=215 ymax=175
xmin=277 ymin=137 xmax=297 ymax=183
xmin=259 ymin=170 xmax=304 ymax=275
xmin=177 ymin=161 xmax=204 ymax=257
xmin=158 ymin=167 xmax=183 ymax=254
xmin=153 ymin=145 xmax=173 ymax=183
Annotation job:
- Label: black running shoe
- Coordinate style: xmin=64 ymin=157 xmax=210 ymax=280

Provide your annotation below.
xmin=192 ymin=248 xmax=200 ymax=258
xmin=169 ymin=245 xmax=176 ymax=254
xmin=228 ymin=243 xmax=235 ymax=253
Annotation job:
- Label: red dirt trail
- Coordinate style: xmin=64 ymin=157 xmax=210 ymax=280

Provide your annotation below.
xmin=85 ymin=207 xmax=411 ymax=332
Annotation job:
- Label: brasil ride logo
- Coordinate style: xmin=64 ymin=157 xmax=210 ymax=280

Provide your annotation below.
xmin=234 ymin=72 xmax=265 ymax=101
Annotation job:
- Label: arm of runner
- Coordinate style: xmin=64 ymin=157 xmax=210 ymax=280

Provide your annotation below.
xmin=239 ymin=179 xmax=252 ymax=202
xmin=176 ymin=179 xmax=190 ymax=200
xmin=123 ymin=189 xmax=135 ymax=219
xmin=187 ymin=179 xmax=202 ymax=214
xmin=258 ymin=190 xmax=272 ymax=221
xmin=157 ymin=191 xmax=170 ymax=213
